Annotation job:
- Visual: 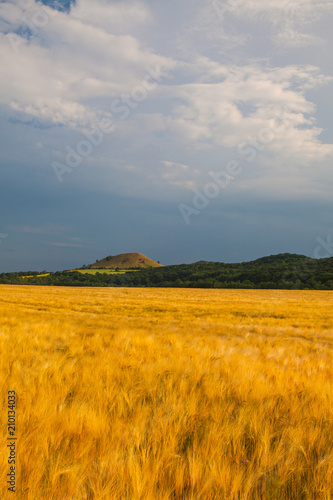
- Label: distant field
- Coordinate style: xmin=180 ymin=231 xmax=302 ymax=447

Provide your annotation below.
xmin=0 ymin=286 xmax=332 ymax=499
xmin=72 ymin=269 xmax=139 ymax=275
xmin=20 ymin=273 xmax=50 ymax=279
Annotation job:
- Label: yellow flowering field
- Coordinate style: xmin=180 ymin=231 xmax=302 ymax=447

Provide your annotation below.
xmin=0 ymin=285 xmax=332 ymax=499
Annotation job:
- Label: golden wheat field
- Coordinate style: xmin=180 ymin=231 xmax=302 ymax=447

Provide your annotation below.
xmin=0 ymin=285 xmax=333 ymax=499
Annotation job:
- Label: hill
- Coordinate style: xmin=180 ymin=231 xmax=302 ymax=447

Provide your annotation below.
xmin=88 ymin=252 xmax=163 ymax=269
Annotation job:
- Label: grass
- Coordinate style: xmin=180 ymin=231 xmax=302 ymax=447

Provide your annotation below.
xmin=0 ymin=286 xmax=333 ymax=499
xmin=20 ymin=273 xmax=50 ymax=279
xmin=71 ymin=269 xmax=139 ymax=275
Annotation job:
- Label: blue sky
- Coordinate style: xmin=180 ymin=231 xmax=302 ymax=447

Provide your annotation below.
xmin=0 ymin=0 xmax=332 ymax=271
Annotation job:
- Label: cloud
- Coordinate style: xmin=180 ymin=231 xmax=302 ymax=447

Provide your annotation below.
xmin=72 ymin=0 xmax=152 ymax=32
xmin=210 ymin=0 xmax=333 ymax=48
xmin=0 ymin=0 xmax=332 ymax=206
xmin=160 ymin=161 xmax=190 ymax=170
xmin=159 ymin=161 xmax=199 ymax=190
xmin=47 ymin=241 xmax=87 ymax=247
xmin=0 ymin=0 xmax=174 ymax=129
xmin=8 ymin=224 xmax=70 ymax=234
xmin=162 ymin=63 xmax=333 ymax=161
xmin=229 ymin=0 xmax=333 ymax=23
xmin=1 ymin=0 xmax=331 ymax=165
xmin=272 ymin=25 xmax=324 ymax=49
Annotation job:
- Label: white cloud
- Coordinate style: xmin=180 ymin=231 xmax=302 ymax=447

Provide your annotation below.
xmin=72 ymin=0 xmax=152 ymax=33
xmin=0 ymin=0 xmax=174 ymax=129
xmin=47 ymin=242 xmax=88 ymax=248
xmin=162 ymin=63 xmax=333 ymax=161
xmin=0 ymin=0 xmax=332 ymax=204
xmin=230 ymin=0 xmax=333 ymax=23
xmin=160 ymin=161 xmax=199 ymax=190
xmin=273 ymin=25 xmax=324 ymax=49
xmin=160 ymin=161 xmax=190 ymax=170
xmin=210 ymin=0 xmax=333 ymax=48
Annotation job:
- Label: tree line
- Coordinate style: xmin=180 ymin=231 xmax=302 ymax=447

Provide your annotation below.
xmin=1 ymin=254 xmax=333 ymax=289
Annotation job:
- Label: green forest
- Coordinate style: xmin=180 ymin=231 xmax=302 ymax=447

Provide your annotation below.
xmin=1 ymin=254 xmax=333 ymax=289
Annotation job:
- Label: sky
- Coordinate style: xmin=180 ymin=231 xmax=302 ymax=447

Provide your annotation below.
xmin=0 ymin=0 xmax=332 ymax=271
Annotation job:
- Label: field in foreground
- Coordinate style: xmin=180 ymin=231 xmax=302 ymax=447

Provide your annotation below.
xmin=0 ymin=286 xmax=333 ymax=499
